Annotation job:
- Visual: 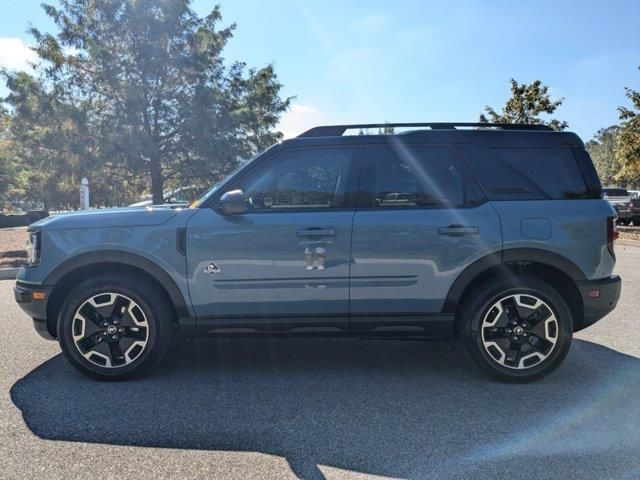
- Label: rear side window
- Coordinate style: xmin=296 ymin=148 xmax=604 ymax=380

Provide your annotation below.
xmin=459 ymin=145 xmax=592 ymax=200
xmin=361 ymin=144 xmax=484 ymax=208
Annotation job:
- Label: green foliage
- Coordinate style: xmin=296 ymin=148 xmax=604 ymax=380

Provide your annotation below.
xmin=615 ymin=66 xmax=640 ymax=185
xmin=0 ymin=108 xmax=26 ymax=207
xmin=3 ymin=0 xmax=290 ymax=208
xmin=479 ymin=79 xmax=568 ymax=131
xmin=586 ymin=126 xmax=621 ymax=187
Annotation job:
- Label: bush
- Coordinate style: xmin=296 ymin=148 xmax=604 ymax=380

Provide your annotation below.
xmin=0 ymin=210 xmax=47 ymax=228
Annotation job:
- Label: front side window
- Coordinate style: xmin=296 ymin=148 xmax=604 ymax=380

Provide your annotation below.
xmin=362 ymin=144 xmax=483 ymax=208
xmin=240 ymin=148 xmax=354 ymax=211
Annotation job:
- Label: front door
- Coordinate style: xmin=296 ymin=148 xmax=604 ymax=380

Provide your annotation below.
xmin=186 ymin=146 xmax=359 ymax=333
xmin=349 ymin=141 xmax=501 ymax=334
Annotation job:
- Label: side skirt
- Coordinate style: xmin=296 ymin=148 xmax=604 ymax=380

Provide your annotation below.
xmin=188 ymin=313 xmax=455 ymax=339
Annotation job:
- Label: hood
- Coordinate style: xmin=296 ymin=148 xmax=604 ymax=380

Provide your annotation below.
xmin=128 ymin=199 xmax=153 ymax=207
xmin=28 ymin=206 xmax=179 ymax=231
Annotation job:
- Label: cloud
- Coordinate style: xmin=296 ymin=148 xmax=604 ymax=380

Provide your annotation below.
xmin=278 ymin=104 xmax=329 ymax=139
xmin=0 ymin=37 xmax=37 ymax=71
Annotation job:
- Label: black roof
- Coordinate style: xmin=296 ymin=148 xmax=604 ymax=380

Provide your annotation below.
xmin=282 ymin=123 xmax=584 ymax=149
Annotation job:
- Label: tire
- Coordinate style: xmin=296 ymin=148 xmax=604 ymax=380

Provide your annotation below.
xmin=57 ymin=273 xmax=174 ymax=380
xmin=460 ymin=275 xmax=573 ymax=383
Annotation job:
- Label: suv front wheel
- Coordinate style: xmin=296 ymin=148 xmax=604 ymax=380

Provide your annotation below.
xmin=461 ymin=275 xmax=573 ymax=382
xmin=57 ymin=273 xmax=173 ymax=380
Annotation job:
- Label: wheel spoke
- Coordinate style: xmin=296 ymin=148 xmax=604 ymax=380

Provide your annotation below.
xmin=110 ymin=295 xmax=131 ymax=324
xmin=524 ymin=304 xmax=552 ymax=328
xmin=79 ymin=303 xmax=104 ymax=327
xmin=527 ymin=334 xmax=554 ymax=353
xmin=121 ymin=326 xmax=147 ymax=340
xmin=501 ymin=298 xmax=521 ymax=323
xmin=484 ymin=326 xmax=509 ymax=340
xmin=77 ymin=333 xmax=103 ymax=353
xmin=505 ymin=341 xmax=523 ymax=365
xmin=108 ymin=341 xmax=126 ymax=366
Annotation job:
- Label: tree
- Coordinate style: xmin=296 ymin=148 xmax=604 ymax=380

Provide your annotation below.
xmin=586 ymin=126 xmax=621 ymax=187
xmin=479 ymin=79 xmax=568 ymax=131
xmin=615 ymin=66 xmax=640 ymax=186
xmin=0 ymin=111 xmax=27 ymax=208
xmin=5 ymin=0 xmax=290 ymax=206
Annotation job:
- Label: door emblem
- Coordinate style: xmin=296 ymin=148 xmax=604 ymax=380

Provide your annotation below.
xmin=204 ymin=262 xmax=220 ymax=276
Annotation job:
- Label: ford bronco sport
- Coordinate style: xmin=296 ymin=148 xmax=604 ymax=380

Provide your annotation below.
xmin=14 ymin=122 xmax=621 ymax=382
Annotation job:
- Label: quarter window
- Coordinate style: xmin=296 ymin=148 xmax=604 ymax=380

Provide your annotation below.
xmin=460 ymin=145 xmax=590 ymax=200
xmin=240 ymin=148 xmax=353 ymax=211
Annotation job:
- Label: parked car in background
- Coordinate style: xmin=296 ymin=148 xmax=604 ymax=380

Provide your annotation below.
xmin=629 ymin=190 xmax=640 ymax=226
xmin=128 ymin=185 xmax=205 ymax=208
xmin=15 ymin=122 xmax=621 ymax=383
xmin=603 ymin=188 xmax=633 ymax=225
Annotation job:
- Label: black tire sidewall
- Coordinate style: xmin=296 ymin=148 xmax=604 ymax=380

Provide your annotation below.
xmin=58 ymin=275 xmax=170 ymax=380
xmin=463 ymin=276 xmax=573 ymax=382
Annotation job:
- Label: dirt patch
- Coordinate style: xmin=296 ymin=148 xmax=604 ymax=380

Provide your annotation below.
xmin=0 ymin=227 xmax=28 ymax=268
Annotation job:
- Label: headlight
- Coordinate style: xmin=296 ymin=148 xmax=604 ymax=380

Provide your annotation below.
xmin=25 ymin=231 xmax=41 ymax=266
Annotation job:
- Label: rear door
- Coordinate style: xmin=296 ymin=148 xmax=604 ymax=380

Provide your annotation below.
xmin=349 ymin=141 xmax=501 ymax=334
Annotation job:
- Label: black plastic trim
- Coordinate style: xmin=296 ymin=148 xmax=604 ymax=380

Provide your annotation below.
xmin=176 ymin=228 xmax=186 ymax=255
xmin=14 ymin=282 xmax=53 ymax=321
xmin=42 ymin=251 xmax=190 ymax=318
xmin=575 ymin=275 xmax=621 ymax=331
xmin=443 ymin=248 xmax=587 ymax=312
xmin=195 ymin=312 xmax=455 ymax=338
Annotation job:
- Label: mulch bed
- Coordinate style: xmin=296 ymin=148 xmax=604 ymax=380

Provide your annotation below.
xmin=0 ymin=227 xmax=28 ymax=268
xmin=618 ymin=226 xmax=640 ymax=243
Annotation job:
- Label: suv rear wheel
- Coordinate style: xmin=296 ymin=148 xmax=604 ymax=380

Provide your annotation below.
xmin=460 ymin=275 xmax=573 ymax=382
xmin=57 ymin=273 xmax=173 ymax=380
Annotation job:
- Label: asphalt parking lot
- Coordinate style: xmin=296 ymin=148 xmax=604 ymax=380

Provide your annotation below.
xmin=1 ymin=244 xmax=639 ymax=480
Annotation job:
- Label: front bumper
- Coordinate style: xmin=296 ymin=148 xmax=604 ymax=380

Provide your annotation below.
xmin=575 ymin=275 xmax=621 ymax=331
xmin=14 ymin=281 xmax=55 ymax=340
xmin=616 ymin=209 xmax=632 ymax=220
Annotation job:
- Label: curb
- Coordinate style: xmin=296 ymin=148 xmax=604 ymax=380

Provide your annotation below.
xmin=0 ymin=268 xmax=18 ymax=281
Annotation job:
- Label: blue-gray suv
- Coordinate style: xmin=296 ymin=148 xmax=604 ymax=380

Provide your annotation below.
xmin=14 ymin=122 xmax=622 ymax=382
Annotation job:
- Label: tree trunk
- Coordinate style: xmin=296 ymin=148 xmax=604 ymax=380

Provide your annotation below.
xmin=150 ymin=156 xmax=164 ymax=205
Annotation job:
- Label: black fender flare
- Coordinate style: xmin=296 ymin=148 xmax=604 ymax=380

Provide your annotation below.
xmin=43 ymin=250 xmax=191 ymax=318
xmin=443 ymin=248 xmax=586 ymax=312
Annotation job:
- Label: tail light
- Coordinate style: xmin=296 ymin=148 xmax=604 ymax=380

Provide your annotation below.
xmin=607 ymin=216 xmax=618 ymax=259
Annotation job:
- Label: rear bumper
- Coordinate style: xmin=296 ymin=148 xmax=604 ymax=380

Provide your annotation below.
xmin=13 ymin=281 xmax=56 ymax=340
xmin=575 ymin=275 xmax=621 ymax=331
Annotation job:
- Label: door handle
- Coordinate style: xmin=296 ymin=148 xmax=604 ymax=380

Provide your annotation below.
xmin=296 ymin=227 xmax=337 ymax=237
xmin=438 ymin=225 xmax=479 ymax=237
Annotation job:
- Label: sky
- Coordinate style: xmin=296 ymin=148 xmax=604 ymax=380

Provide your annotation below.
xmin=0 ymin=0 xmax=638 ymax=140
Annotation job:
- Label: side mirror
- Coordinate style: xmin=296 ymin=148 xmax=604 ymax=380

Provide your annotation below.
xmin=219 ymin=189 xmax=247 ymax=215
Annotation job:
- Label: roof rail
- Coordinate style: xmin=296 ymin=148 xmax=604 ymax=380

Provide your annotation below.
xmin=297 ymin=122 xmax=554 ymax=137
